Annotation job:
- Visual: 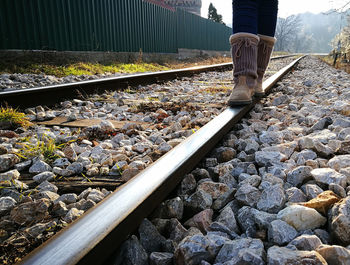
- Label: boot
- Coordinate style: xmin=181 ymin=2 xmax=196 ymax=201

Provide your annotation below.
xmin=228 ymin=33 xmax=259 ymax=106
xmin=255 ymin=34 xmax=276 ymax=97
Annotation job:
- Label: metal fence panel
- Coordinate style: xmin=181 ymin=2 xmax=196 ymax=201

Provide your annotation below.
xmin=0 ymin=0 xmax=231 ymax=53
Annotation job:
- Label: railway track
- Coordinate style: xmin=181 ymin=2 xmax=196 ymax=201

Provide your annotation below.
xmin=16 ymin=55 xmax=305 ymax=265
xmin=0 ymin=55 xmax=295 ymax=109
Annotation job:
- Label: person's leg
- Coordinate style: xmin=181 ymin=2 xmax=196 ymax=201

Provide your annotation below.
xmin=258 ymin=0 xmax=278 ymax=37
xmin=229 ymin=0 xmax=259 ymax=106
xmin=232 ymin=0 xmax=258 ymax=34
xmin=255 ymin=0 xmax=278 ymax=96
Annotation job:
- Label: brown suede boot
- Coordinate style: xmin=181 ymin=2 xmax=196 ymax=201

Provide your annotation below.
xmin=255 ymin=34 xmax=276 ymax=97
xmin=228 ymin=33 xmax=259 ymax=106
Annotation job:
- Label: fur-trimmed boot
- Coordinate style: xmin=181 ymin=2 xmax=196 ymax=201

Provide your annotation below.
xmin=228 ymin=33 xmax=259 ymax=106
xmin=255 ymin=34 xmax=276 ymax=97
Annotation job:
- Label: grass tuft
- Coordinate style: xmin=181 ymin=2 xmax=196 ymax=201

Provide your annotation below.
xmin=0 ymin=107 xmax=31 ymax=128
xmin=16 ymin=135 xmax=63 ymax=163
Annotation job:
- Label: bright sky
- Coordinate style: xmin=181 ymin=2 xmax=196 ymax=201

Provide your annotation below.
xmin=201 ymin=0 xmax=350 ymax=25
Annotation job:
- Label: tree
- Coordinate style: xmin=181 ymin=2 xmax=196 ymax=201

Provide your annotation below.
xmin=331 ymin=15 xmax=350 ymax=57
xmin=208 ymin=3 xmax=225 ymax=25
xmin=275 ymin=15 xmax=302 ymax=51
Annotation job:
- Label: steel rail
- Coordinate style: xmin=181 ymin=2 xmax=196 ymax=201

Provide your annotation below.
xmin=0 ymin=55 xmax=295 ymax=109
xmin=18 ymin=55 xmax=305 ymax=265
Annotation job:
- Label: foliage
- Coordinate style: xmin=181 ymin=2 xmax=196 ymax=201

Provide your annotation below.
xmin=0 ymin=107 xmax=31 ymax=128
xmin=331 ymin=15 xmax=350 ymax=56
xmin=0 ymin=62 xmax=170 ymax=77
xmin=275 ymin=11 xmax=349 ymax=53
xmin=16 ymin=136 xmax=63 ymax=163
xmin=275 ymin=15 xmax=302 ymax=52
xmin=208 ymin=3 xmax=225 ymax=25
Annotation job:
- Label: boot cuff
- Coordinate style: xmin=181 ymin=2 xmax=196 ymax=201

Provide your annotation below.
xmin=230 ymin=33 xmax=259 ymax=45
xmin=258 ymin=34 xmax=276 ymax=44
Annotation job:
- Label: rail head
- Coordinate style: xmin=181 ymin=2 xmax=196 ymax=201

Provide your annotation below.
xmin=0 ymin=54 xmax=296 ymax=109
xmin=17 ymin=55 xmax=305 ymax=265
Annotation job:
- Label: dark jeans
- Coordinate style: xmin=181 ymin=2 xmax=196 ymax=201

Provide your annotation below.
xmin=232 ymin=0 xmax=278 ymax=37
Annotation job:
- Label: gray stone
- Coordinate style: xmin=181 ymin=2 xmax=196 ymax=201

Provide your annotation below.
xmin=328 ymin=155 xmax=350 ymax=171
xmin=191 ymin=168 xmax=210 ymax=180
xmin=203 ymin=158 xmax=217 ymax=168
xmin=329 ymin=196 xmax=350 ymax=245
xmin=206 ymin=233 xmax=231 ymax=257
xmin=0 ymin=196 xmax=17 ymax=215
xmin=236 ymin=206 xmax=277 ymax=238
xmin=164 ymin=197 xmax=184 ymax=219
xmin=216 ymin=206 xmax=239 ymax=233
xmin=244 ymin=139 xmax=260 ymax=154
xmin=33 ymin=171 xmax=55 ymax=183
xmin=29 ymin=160 xmax=52 ymax=174
xmin=185 ymin=190 xmax=212 ymax=215
xmin=313 ymin=139 xmax=334 ymax=156
xmin=25 ymin=221 xmax=56 ymax=238
xmin=255 ymin=151 xmax=286 ymax=167
xmin=53 ymin=158 xmax=71 ymax=168
xmin=333 ymin=118 xmax=350 ymax=128
xmin=302 ymin=184 xmax=324 ymax=200
xmin=197 ymin=181 xmax=229 ymax=200
xmin=115 ymin=235 xmax=148 ymax=265
xmin=63 ymin=208 xmax=84 ymax=223
xmin=310 ymin=117 xmax=333 ymax=132
xmin=257 ymin=184 xmax=286 ymax=214
xmin=235 ymin=184 xmax=261 ymax=207
xmin=207 ymin=222 xmax=238 ymax=239
xmin=212 ymin=189 xmax=236 ymax=211
xmin=139 ymin=219 xmax=167 ymax=254
xmin=218 ymin=172 xmax=237 ymax=189
xmin=178 ymin=174 xmax=196 ymax=195
xmin=329 ymin=183 xmax=347 ymax=198
xmin=211 ymin=147 xmax=236 ymax=163
xmin=34 ymin=190 xmax=60 ymax=202
xmin=100 ymin=120 xmax=115 ymax=132
xmin=37 ymin=180 xmax=58 ymax=193
xmin=287 ymin=166 xmax=312 ymax=187
xmin=238 ymin=175 xmax=261 ymax=188
xmin=0 ymin=169 xmax=20 ymax=181
xmin=14 ymin=160 xmax=32 ymax=171
xmin=0 ymin=154 xmax=19 ymax=172
xmin=52 ymin=201 xmax=68 ymax=216
xmin=288 ymin=235 xmax=323 ymax=251
xmin=259 ymin=131 xmax=283 ymax=145
xmin=86 ymin=189 xmax=104 ymax=203
xmin=267 ymin=246 xmax=327 ymax=265
xmin=184 ymin=209 xmax=213 ymax=233
xmin=66 ymin=162 xmax=83 ymax=174
xmin=174 ymin=234 xmax=212 ymax=265
xmin=268 ymin=220 xmax=298 ymax=245
xmin=262 ymin=142 xmax=297 ymax=160
xmin=316 ymin=244 xmax=350 ymax=265
xmin=259 ymin=173 xmax=284 ymax=191
xmin=215 ymin=238 xmax=265 ymax=264
xmin=286 ymin=187 xmax=307 ymax=203
xmin=168 ymin=218 xmax=188 ymax=243
xmin=272 ymin=94 xmax=290 ymax=105
xmin=55 ymin=193 xmax=78 ymax=205
xmin=53 ymin=167 xmax=74 ymax=177
xmin=79 ymin=199 xmax=96 ymax=211
xmin=277 ymin=205 xmax=327 ymax=231
xmin=294 ymin=149 xmax=317 ymax=162
xmin=311 ymin=168 xmax=347 ymax=187
xmin=314 ymin=229 xmax=331 ymax=244
xmin=149 ymin=252 xmax=173 ymax=265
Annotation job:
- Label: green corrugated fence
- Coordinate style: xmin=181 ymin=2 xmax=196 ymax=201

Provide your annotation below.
xmin=0 ymin=0 xmax=232 ymax=53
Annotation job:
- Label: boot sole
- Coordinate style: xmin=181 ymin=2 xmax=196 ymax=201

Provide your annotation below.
xmin=254 ymin=92 xmax=265 ymax=97
xmin=227 ymin=99 xmax=252 ymax=106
